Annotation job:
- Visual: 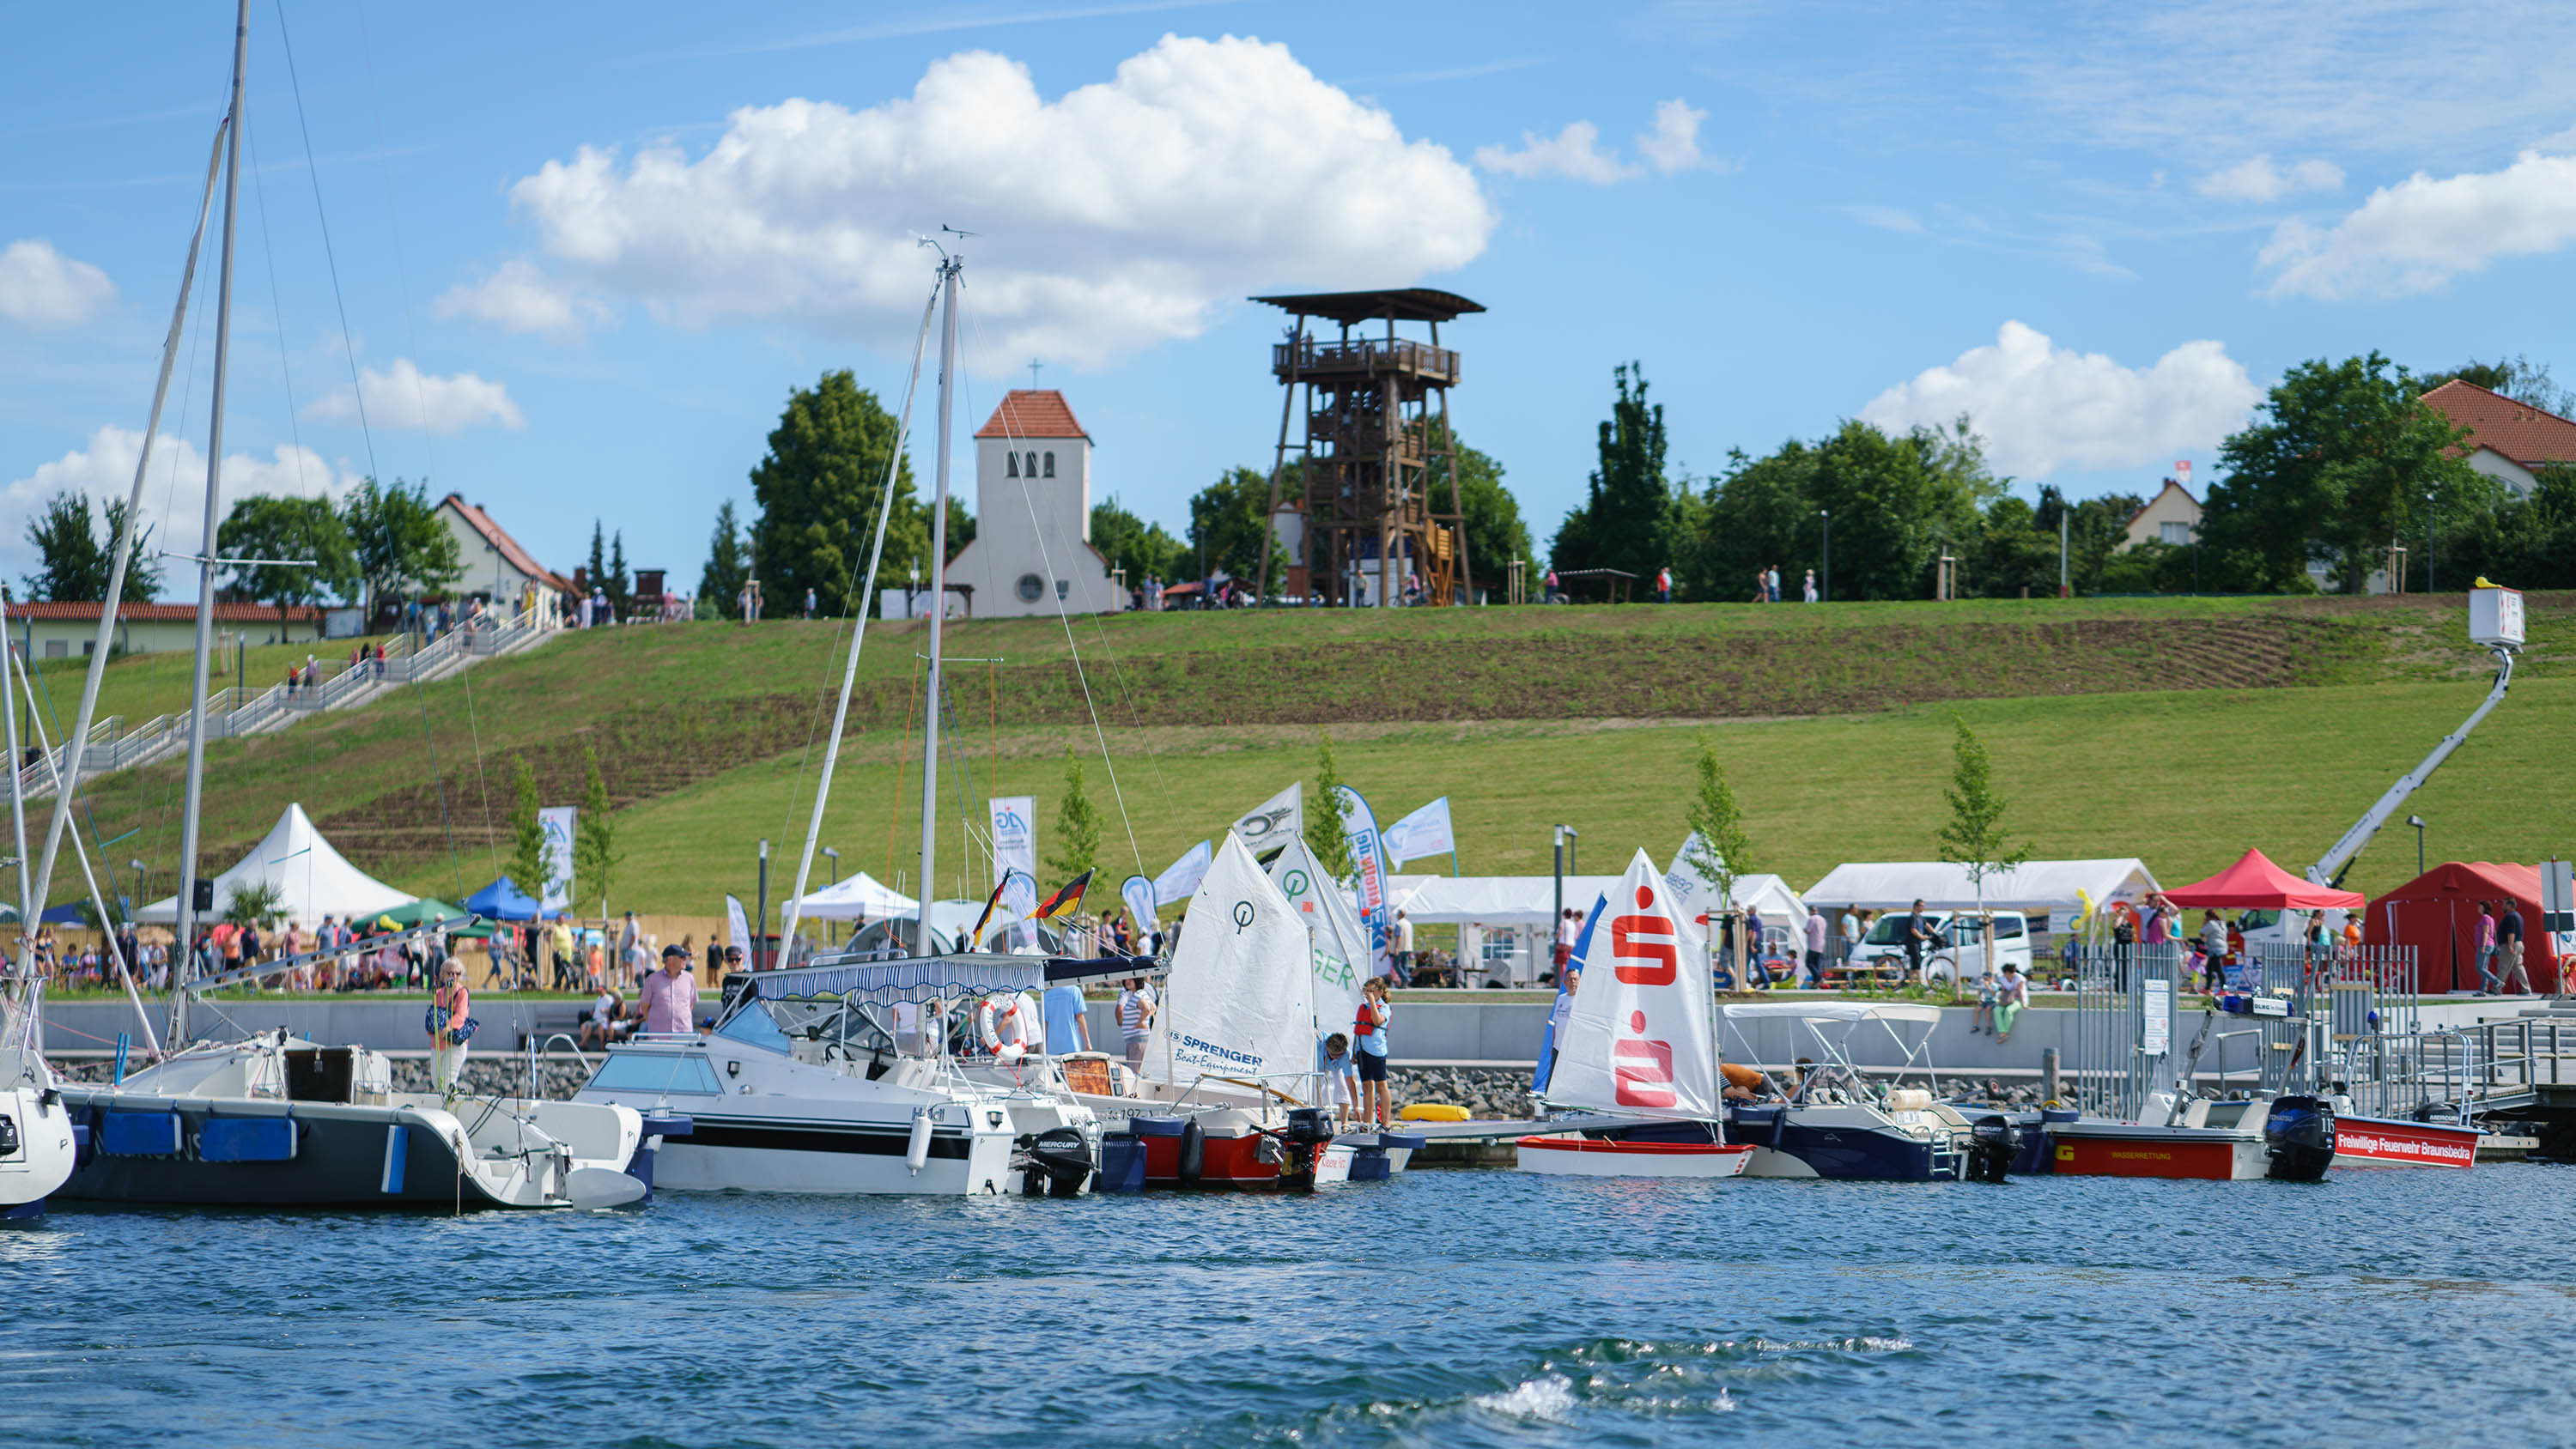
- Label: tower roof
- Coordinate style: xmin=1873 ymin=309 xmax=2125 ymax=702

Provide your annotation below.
xmin=975 ymin=390 xmax=1089 ymax=440
xmin=1251 ymin=288 xmax=1484 ymax=324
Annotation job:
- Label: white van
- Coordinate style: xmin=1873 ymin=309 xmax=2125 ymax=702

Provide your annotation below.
xmin=1852 ymin=909 xmax=2033 ymax=986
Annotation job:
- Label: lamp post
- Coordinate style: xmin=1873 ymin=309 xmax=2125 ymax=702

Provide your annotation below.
xmin=2425 ymin=490 xmax=2435 ymax=595
xmin=1818 ymin=509 xmax=1831 ymax=603
xmin=130 ymin=858 xmax=148 ymax=925
xmin=755 ymin=838 xmax=769 ymax=971
xmin=1552 ymin=825 xmax=1579 ymax=983
xmin=823 ymin=846 xmax=841 ymax=946
xmin=2407 ymin=815 xmax=2426 ymax=876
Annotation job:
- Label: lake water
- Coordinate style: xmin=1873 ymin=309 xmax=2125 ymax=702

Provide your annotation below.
xmin=13 ymin=1163 xmax=2573 ymax=1447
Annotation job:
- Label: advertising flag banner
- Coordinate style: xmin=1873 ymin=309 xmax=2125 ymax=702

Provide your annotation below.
xmin=1382 ymin=797 xmax=1455 ymax=866
xmin=1333 ymin=785 xmax=1394 ymax=974
xmin=1546 ymin=849 xmax=1715 ymax=1119
xmin=538 ymin=807 xmax=576 ymax=913
xmin=1141 ymin=834 xmax=1309 ymax=1087
xmin=725 ymin=894 xmax=752 ymax=961
xmin=1229 ymin=782 xmax=1303 ymax=851
xmin=1152 ymin=840 xmax=1213 ymax=907
xmin=1268 ymin=836 xmax=1368 ymax=1036
xmin=1531 ymin=894 xmax=1607 ymax=1094
xmin=987 ymin=796 xmax=1037 ymax=885
xmin=1120 ymin=874 xmax=1160 ymax=941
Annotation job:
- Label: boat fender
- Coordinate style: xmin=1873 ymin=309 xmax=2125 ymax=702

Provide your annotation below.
xmin=1178 ymin=1118 xmax=1205 ymax=1183
xmin=906 ymin=1107 xmax=934 ymax=1174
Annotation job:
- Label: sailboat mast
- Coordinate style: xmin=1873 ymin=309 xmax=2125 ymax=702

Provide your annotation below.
xmin=3 ymin=591 xmax=33 ymax=985
xmin=914 ymin=252 xmax=961 ymax=958
xmin=172 ymin=0 xmax=251 ymax=1046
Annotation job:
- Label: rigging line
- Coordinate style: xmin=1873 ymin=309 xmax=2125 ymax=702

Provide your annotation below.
xmin=348 ymin=1 xmax=436 ymax=488
xmin=270 ymin=0 xmax=380 ymax=487
xmin=883 ymin=651 xmax=921 ymax=900
xmin=453 ymin=647 xmax=499 ymax=895
xmin=241 ymin=115 xmax=314 ymax=502
xmin=954 ymin=286 xmax=1142 ymax=876
xmin=1082 ymin=604 xmax=1182 ymax=847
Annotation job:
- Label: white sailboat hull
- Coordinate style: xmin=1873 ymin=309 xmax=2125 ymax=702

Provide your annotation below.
xmin=1515 ymin=1135 xmax=1753 ymax=1179
xmin=0 ymin=1081 xmax=77 ymax=1215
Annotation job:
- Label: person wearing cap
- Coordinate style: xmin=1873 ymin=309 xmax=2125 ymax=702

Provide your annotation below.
xmin=639 ymin=943 xmax=701 ymax=1035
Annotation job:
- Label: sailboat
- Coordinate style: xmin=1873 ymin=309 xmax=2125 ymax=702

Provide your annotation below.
xmin=41 ymin=3 xmax=653 ymax=1212
xmin=1270 ymin=835 xmax=1420 ymax=1173
xmin=575 ymin=242 xmax=1105 ymax=1198
xmin=1517 ymin=850 xmax=1750 ymax=1178
xmin=2 ymin=595 xmax=76 ymax=1220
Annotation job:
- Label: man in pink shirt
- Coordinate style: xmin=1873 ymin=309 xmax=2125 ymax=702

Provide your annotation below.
xmin=638 ymin=943 xmax=701 ymax=1034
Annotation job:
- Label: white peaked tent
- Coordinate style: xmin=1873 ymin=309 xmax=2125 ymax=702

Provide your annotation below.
xmin=788 ymin=871 xmax=920 ymax=921
xmin=1549 ymin=849 xmax=1716 ymax=1119
xmin=138 ymin=803 xmax=413 ymax=927
xmin=1801 ymin=859 xmax=2160 ymax=918
xmin=1268 ymin=835 xmax=1368 ymax=1039
xmin=1143 ymin=832 xmax=1312 ymax=1090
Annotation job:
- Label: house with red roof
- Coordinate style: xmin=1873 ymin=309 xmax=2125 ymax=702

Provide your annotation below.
xmin=939 ymin=390 xmax=1122 ymax=618
xmin=434 ymin=494 xmax=575 ymax=622
xmin=2419 ymin=379 xmax=2576 ymax=497
xmin=9 ymin=600 xmax=324 ymax=659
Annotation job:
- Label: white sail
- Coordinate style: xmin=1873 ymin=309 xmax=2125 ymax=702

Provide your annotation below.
xmin=1547 ymin=848 xmax=1715 ymax=1118
xmin=1142 ymin=833 xmax=1309 ymax=1088
xmin=1268 ymin=836 xmax=1369 ymax=1043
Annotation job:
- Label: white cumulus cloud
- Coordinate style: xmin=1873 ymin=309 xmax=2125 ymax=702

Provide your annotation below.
xmin=0 ymin=239 xmax=117 ymax=326
xmin=1859 ymin=321 xmax=2262 ymax=480
xmin=1476 ymin=99 xmax=1710 ymax=183
xmin=2196 ymin=155 xmax=2343 ymax=202
xmin=476 ymin=35 xmax=1492 ymax=368
xmin=306 ymin=358 xmax=525 ymax=433
xmin=3 ymin=425 xmax=364 ymax=573
xmin=2259 ymin=149 xmax=2576 ymax=299
xmin=434 ymin=259 xmax=611 ymax=342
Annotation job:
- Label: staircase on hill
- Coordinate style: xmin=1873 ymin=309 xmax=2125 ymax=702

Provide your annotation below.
xmin=14 ymin=605 xmax=562 ymax=802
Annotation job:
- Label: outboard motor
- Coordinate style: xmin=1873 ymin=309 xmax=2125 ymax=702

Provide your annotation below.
xmin=2263 ymin=1094 xmax=2336 ymax=1182
xmin=1024 ymin=1126 xmax=1096 ymax=1197
xmin=1273 ymin=1107 xmax=1336 ymax=1191
xmin=1966 ymin=1114 xmax=2018 ymax=1184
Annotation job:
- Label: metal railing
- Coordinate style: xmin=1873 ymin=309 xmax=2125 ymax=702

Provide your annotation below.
xmin=2339 ymin=1018 xmax=2576 ymax=1121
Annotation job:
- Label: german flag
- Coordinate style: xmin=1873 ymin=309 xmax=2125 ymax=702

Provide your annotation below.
xmin=967 ymin=878 xmax=1011 ymax=951
xmin=1030 ymin=870 xmax=1093 ymax=924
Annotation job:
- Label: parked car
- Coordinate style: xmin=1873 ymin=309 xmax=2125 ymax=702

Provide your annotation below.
xmin=1855 ymin=910 xmax=2033 ymax=986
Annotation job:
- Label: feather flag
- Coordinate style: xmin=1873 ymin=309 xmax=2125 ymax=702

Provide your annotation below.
xmin=1030 ymin=869 xmax=1094 ymax=923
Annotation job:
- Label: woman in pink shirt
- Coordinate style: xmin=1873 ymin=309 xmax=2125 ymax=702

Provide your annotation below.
xmin=428 ymin=957 xmax=475 ymax=1100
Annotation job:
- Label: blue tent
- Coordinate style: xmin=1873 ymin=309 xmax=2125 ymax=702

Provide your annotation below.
xmin=464 ymin=876 xmax=543 ymax=921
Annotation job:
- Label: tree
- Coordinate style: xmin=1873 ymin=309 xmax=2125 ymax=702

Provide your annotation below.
xmin=1424 ymin=423 xmax=1531 ymax=596
xmin=1683 ymin=731 xmax=1754 ymax=967
xmin=2203 ymin=353 xmax=2480 ymax=593
xmin=2432 ymin=465 xmax=2576 ymax=591
xmin=943 ymin=495 xmax=975 ymax=564
xmin=699 ymin=500 xmax=750 ymax=610
xmin=1048 ymin=745 xmax=1102 ymax=883
xmin=342 ymin=477 xmax=460 ymax=613
xmin=2033 ymin=485 xmax=2143 ymax=596
xmin=1935 ymin=715 xmax=2029 ymax=991
xmin=21 ymin=490 xmax=118 ymax=603
xmin=503 ymin=755 xmax=550 ymax=906
xmin=1552 ymin=362 xmax=1674 ymax=579
xmin=1091 ymin=499 xmax=1185 ymax=582
xmin=216 ymin=494 xmax=356 ymax=627
xmin=605 ymin=530 xmax=631 ymax=618
xmin=1796 ymin=419 xmax=1992 ymax=601
xmin=1307 ymin=732 xmax=1356 ymax=881
xmin=1186 ymin=465 xmax=1287 ymax=585
xmin=585 ymin=520 xmax=606 ymax=597
xmin=749 ymin=369 xmax=925 ymax=617
xmin=574 ymin=744 xmax=622 ymax=918
xmin=223 ymin=878 xmax=285 ymax=930
xmin=1675 ymin=443 xmax=1818 ymax=601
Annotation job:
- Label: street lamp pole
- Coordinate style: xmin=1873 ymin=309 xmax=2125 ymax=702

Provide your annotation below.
xmin=1552 ymin=825 xmax=1579 ymax=981
xmin=1818 ymin=510 xmax=1831 ymax=603
xmin=2425 ymin=490 xmax=2435 ymax=595
xmin=756 ymin=838 xmax=769 ymax=971
xmin=2407 ymin=814 xmax=2426 ymax=876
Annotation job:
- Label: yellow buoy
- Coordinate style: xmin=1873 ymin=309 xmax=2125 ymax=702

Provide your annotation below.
xmin=1400 ymin=1103 xmax=1470 ymax=1122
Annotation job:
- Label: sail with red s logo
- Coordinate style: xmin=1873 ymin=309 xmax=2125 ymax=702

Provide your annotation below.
xmin=1544 ymin=848 xmax=1716 ymax=1119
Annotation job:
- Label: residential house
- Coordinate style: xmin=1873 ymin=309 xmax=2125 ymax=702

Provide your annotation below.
xmin=2121 ymin=479 xmax=2201 ymax=550
xmin=9 ymin=601 xmax=322 ymax=660
xmin=2418 ymin=379 xmax=2576 ymax=497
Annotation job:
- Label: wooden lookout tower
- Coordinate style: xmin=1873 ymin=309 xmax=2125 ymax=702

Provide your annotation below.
xmin=1252 ymin=288 xmax=1483 ymax=607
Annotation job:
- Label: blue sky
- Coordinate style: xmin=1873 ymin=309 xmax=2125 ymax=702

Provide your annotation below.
xmin=8 ymin=1 xmax=2575 ymax=596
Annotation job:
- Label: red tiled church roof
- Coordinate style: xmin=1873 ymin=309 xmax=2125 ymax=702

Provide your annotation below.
xmin=2419 ymin=379 xmax=2576 ymax=468
xmin=974 ymin=390 xmax=1089 ymax=440
xmin=440 ymin=494 xmax=574 ymax=593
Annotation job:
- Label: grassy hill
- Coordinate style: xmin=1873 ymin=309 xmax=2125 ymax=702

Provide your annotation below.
xmin=25 ymin=591 xmax=2572 ymax=918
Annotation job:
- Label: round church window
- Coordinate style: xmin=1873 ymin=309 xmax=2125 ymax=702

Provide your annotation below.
xmin=1016 ymin=573 xmax=1045 ymax=602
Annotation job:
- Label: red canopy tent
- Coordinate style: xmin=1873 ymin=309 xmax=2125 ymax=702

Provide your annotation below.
xmin=2365 ymin=861 xmax=2560 ymax=995
xmin=2162 ymin=848 xmax=2366 ymax=912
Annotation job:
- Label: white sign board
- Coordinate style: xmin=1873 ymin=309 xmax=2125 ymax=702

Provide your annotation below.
xmin=538 ymin=807 xmax=576 ymax=913
xmin=2470 ymin=586 xmax=2524 ymax=648
xmin=988 ymin=796 xmax=1036 ymax=882
xmin=2141 ymin=979 xmax=2172 ymax=1057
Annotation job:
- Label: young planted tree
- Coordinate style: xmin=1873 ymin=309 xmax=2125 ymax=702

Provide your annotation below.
xmin=606 ymin=530 xmax=632 ymax=618
xmin=504 ymin=755 xmax=550 ymax=906
xmin=1935 ymin=716 xmax=2029 ymax=996
xmin=224 ymin=879 xmax=285 ymax=930
xmin=1307 ymin=732 xmax=1356 ymax=881
xmin=1684 ymin=731 xmax=1756 ymax=976
xmin=574 ymin=745 xmax=622 ymax=918
xmin=1048 ymin=746 xmax=1103 ymax=885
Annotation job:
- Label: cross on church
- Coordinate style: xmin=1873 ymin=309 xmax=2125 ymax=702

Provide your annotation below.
xmin=1027 ymin=359 xmax=1044 ymax=391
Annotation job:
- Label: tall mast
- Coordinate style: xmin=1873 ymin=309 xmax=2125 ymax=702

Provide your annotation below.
xmin=172 ymin=0 xmax=251 ymax=1047
xmin=3 ymin=592 xmax=33 ymax=990
xmin=914 ymin=252 xmax=961 ymax=957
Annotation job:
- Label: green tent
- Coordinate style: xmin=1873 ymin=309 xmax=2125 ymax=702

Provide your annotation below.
xmin=373 ymin=898 xmax=493 ymax=939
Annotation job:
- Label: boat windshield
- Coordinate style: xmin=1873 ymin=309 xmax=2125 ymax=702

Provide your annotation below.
xmin=713 ymin=1000 xmax=797 ymax=1054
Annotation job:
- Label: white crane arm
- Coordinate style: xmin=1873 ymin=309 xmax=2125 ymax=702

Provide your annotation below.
xmin=2307 ymin=646 xmax=2515 ymax=888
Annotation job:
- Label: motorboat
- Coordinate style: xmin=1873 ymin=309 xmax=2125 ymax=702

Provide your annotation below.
xmin=1711 ymin=1002 xmax=1998 ymax=1181
xmin=2046 ymin=1091 xmax=2334 ymax=1181
xmin=2324 ymin=1108 xmax=2479 ymax=1170
xmin=1518 ymin=850 xmax=1753 ymax=1180
xmin=55 ymin=1031 xmax=659 ymax=1209
xmin=0 ymin=989 xmax=76 ymax=1221
xmin=578 ymin=953 xmax=1103 ymax=1198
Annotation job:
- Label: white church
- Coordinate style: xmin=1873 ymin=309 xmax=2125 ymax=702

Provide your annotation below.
xmin=939 ymin=390 xmax=1126 ymax=618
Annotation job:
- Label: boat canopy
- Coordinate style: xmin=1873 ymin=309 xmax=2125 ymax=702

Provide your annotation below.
xmin=1721 ymin=1001 xmax=1942 ymax=1026
xmin=732 ymin=951 xmax=1158 ymax=1006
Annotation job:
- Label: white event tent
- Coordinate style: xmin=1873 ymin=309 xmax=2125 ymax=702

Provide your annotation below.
xmin=1801 ymin=859 xmax=2160 ymax=930
xmin=1385 ymin=871 xmax=1813 ymax=984
xmin=787 ymin=871 xmax=920 ymax=920
xmin=138 ymin=803 xmax=414 ymax=927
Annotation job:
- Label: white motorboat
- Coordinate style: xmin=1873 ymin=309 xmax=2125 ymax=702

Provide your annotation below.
xmin=579 ymin=954 xmax=1103 ymax=1197
xmin=0 ymin=991 xmax=76 ymax=1221
xmin=1715 ymin=1001 xmax=2002 ymax=1181
xmin=55 ymin=1032 xmax=652 ymax=1210
xmin=1519 ymin=850 xmax=1753 ymax=1179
